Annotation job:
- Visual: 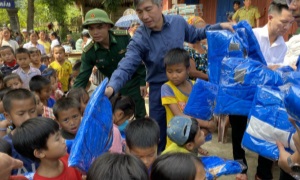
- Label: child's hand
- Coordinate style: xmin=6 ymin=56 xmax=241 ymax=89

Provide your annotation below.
xmin=206 ymin=120 xmax=217 ymax=133
xmin=0 ymin=119 xmax=10 ymax=129
xmin=55 ymin=89 xmax=64 ymax=100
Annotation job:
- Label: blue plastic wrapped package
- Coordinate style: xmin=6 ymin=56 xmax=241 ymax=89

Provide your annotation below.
xmin=284 ymin=85 xmax=300 ymax=122
xmin=214 ymin=57 xmax=283 ymax=116
xmin=68 ymin=78 xmax=113 ymax=172
xmin=201 ymin=156 xmax=244 ymax=180
xmin=183 ymin=79 xmax=218 ymax=120
xmin=242 ymin=86 xmax=296 ymax=160
xmin=206 ymin=20 xmax=266 ymax=85
xmin=279 ymin=71 xmax=300 ymax=86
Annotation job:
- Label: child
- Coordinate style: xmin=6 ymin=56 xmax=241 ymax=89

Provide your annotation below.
xmin=125 ymin=117 xmax=160 ymax=170
xmin=110 ymin=93 xmax=135 ymax=139
xmin=32 ymin=92 xmax=45 ymax=118
xmin=0 ymin=88 xmax=11 ymax=137
xmin=87 ymin=153 xmax=149 ymax=180
xmin=67 ymin=88 xmax=89 ymax=115
xmin=71 ymin=60 xmax=97 ymax=96
xmin=151 ymin=152 xmax=206 ymax=180
xmin=28 ymin=47 xmax=47 ymax=73
xmin=1 ymin=89 xmax=38 ymax=175
xmin=29 ymin=75 xmax=55 ymax=108
xmin=13 ymin=48 xmax=41 ymax=89
xmin=162 ymin=116 xmax=205 ymax=155
xmin=42 ymin=68 xmax=64 ymax=100
xmin=3 ymin=73 xmax=23 ymax=89
xmin=12 ymin=117 xmax=82 ymax=179
xmin=49 ymin=45 xmax=72 ymax=93
xmin=0 ymin=46 xmax=19 ymax=77
xmin=53 ymin=97 xmax=82 ymax=140
xmin=41 ymin=54 xmax=50 ymax=67
xmin=161 ymin=48 xmax=216 ymax=149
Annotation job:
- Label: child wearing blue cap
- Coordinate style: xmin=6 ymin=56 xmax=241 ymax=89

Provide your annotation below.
xmin=162 ymin=116 xmax=205 ymax=155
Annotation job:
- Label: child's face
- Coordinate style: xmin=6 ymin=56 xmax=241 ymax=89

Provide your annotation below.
xmin=0 ymin=101 xmax=4 ymax=113
xmin=127 ymin=145 xmax=157 ymax=169
xmin=0 ymin=48 xmax=15 ymax=63
xmin=6 ymin=78 xmax=23 ymax=89
xmin=166 ymin=63 xmax=189 ymax=86
xmin=80 ymin=93 xmax=89 ymax=115
xmin=3 ymin=29 xmax=10 ymax=40
xmin=50 ymin=76 xmax=58 ymax=92
xmin=39 ymin=131 xmax=67 ymax=159
xmin=16 ymin=53 xmax=31 ymax=69
xmin=113 ymin=109 xmax=133 ymax=126
xmin=30 ymin=52 xmax=41 ymax=65
xmin=72 ymin=70 xmax=79 ymax=79
xmin=56 ymin=107 xmax=81 ymax=135
xmin=4 ymin=98 xmax=37 ymax=127
xmin=34 ymin=94 xmax=44 ymax=116
xmin=38 ymin=84 xmax=52 ymax=101
xmin=42 ymin=58 xmax=50 ymax=66
xmin=192 ymin=127 xmax=205 ymax=151
xmin=53 ymin=48 xmax=65 ymax=63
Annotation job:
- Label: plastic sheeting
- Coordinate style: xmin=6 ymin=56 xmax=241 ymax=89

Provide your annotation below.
xmin=201 ymin=156 xmax=244 ymax=180
xmin=284 ymin=85 xmax=300 ymax=122
xmin=184 ymin=79 xmax=218 ymax=120
xmin=206 ymin=20 xmax=266 ymax=85
xmin=214 ymin=57 xmax=283 ymax=116
xmin=242 ymin=86 xmax=295 ymax=160
xmin=68 ymin=78 xmax=113 ymax=173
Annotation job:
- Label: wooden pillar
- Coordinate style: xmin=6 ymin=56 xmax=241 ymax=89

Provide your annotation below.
xmin=163 ymin=0 xmax=173 ymax=10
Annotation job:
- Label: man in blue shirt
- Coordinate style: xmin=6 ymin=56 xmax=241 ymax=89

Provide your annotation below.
xmin=105 ymin=0 xmax=234 ymax=152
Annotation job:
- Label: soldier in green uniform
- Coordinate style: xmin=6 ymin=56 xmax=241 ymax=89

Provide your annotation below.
xmin=73 ymin=8 xmax=146 ymax=118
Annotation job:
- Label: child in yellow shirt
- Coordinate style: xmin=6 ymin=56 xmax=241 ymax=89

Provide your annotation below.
xmin=49 ymin=45 xmax=72 ymax=92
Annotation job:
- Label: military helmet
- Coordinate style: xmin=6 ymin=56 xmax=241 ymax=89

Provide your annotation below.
xmin=82 ymin=8 xmax=114 ymax=29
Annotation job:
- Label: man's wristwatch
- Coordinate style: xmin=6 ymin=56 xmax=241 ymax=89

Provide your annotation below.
xmin=288 ymin=156 xmax=300 ymax=172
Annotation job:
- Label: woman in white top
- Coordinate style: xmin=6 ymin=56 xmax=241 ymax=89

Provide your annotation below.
xmin=49 ymin=32 xmax=60 ymax=51
xmin=0 ymin=27 xmax=19 ymax=52
xmin=23 ymin=31 xmax=46 ymax=55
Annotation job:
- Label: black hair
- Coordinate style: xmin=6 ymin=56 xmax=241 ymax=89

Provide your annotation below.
xmin=164 ymin=48 xmax=190 ymax=68
xmin=41 ymin=54 xmax=49 ymax=62
xmin=53 ymin=97 xmax=81 ymax=120
xmin=67 ymin=88 xmax=89 ymax=105
xmin=82 ymin=31 xmax=90 ymax=38
xmin=0 ymin=139 xmax=12 ymax=156
xmin=50 ymin=31 xmax=58 ymax=38
xmin=126 ymin=117 xmax=160 ymax=149
xmin=268 ymin=1 xmax=289 ymax=15
xmin=110 ymin=93 xmax=135 ymax=117
xmin=28 ymin=47 xmax=41 ymax=55
xmin=185 ymin=118 xmax=199 ymax=145
xmin=15 ymin=47 xmax=30 ymax=57
xmin=41 ymin=68 xmax=57 ymax=80
xmin=3 ymin=73 xmax=22 ymax=87
xmin=151 ymin=153 xmax=204 ymax=180
xmin=87 ymin=153 xmax=149 ymax=180
xmin=72 ymin=60 xmax=81 ymax=71
xmin=53 ymin=45 xmax=65 ymax=53
xmin=0 ymin=71 xmax=3 ymax=81
xmin=0 ymin=46 xmax=14 ymax=55
xmin=29 ymin=75 xmax=51 ymax=93
xmin=12 ymin=117 xmax=59 ymax=162
xmin=3 ymin=88 xmax=36 ymax=113
xmin=233 ymin=1 xmax=241 ymax=6
xmin=0 ymin=87 xmax=11 ymax=101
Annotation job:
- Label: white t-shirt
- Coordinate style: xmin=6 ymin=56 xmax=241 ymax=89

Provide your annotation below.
xmin=50 ymin=39 xmax=60 ymax=50
xmin=253 ymin=25 xmax=287 ymax=65
xmin=2 ymin=39 xmax=19 ymax=52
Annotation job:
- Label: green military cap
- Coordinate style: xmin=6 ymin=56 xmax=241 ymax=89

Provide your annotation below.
xmin=82 ymin=8 xmax=114 ymax=29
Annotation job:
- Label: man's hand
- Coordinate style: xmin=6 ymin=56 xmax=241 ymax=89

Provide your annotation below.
xmin=277 ymin=141 xmax=292 ymax=174
xmin=220 ymin=22 xmax=235 ymax=32
xmin=268 ymin=65 xmax=281 ymax=70
xmin=105 ymin=86 xmax=114 ymax=98
xmin=140 ymin=86 xmax=147 ymax=98
xmin=0 ymin=152 xmax=23 ymax=180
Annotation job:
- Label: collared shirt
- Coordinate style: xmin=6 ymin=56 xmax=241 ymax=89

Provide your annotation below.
xmin=108 ymin=15 xmax=222 ymax=92
xmin=233 ymin=5 xmax=261 ymax=27
xmin=253 ymin=25 xmax=287 ymax=65
xmin=12 ymin=66 xmax=41 ymax=89
xmin=23 ymin=41 xmax=46 ymax=55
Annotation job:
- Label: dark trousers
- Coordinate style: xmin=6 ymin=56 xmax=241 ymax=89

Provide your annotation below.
xmin=149 ymin=83 xmax=166 ymax=153
xmin=279 ymin=168 xmax=295 ymax=180
xmin=229 ymin=115 xmax=248 ymax=173
xmin=256 ymin=156 xmax=273 ymax=179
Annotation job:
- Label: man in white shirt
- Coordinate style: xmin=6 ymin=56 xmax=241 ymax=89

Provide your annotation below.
xmin=253 ymin=1 xmax=294 ymax=70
